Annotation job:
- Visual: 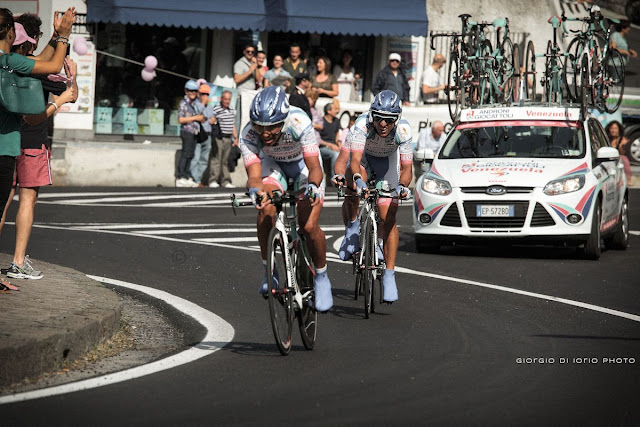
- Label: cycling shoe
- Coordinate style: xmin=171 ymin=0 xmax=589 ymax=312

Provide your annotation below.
xmin=338 ymin=219 xmax=360 ymax=261
xmin=259 ymin=266 xmax=279 ymax=295
xmin=382 ymin=269 xmax=398 ymax=303
xmin=313 ymin=271 xmax=333 ymax=312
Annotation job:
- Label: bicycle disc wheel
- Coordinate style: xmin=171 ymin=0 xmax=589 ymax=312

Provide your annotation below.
xmin=524 ymin=40 xmax=536 ymax=101
xmin=267 ymin=228 xmax=294 ymax=355
xmin=363 ymin=220 xmax=375 ymax=319
xmin=602 ymin=49 xmax=625 ymax=113
xmin=564 ymin=37 xmax=584 ymax=102
xmin=447 ymin=55 xmax=461 ymax=120
xmin=296 ymin=239 xmax=317 ymax=350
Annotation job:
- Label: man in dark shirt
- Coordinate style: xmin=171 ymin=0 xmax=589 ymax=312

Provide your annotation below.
xmin=288 ymin=72 xmax=312 ymax=119
xmin=318 ymin=102 xmax=341 ymax=176
xmin=371 ymin=53 xmax=411 ymax=105
xmin=282 ymin=43 xmax=307 ymax=94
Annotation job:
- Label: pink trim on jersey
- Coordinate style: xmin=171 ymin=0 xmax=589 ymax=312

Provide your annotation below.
xmin=400 ymin=153 xmax=413 ymax=164
xmin=302 ymin=145 xmax=320 ymax=157
xmin=243 ymin=153 xmax=261 ymax=168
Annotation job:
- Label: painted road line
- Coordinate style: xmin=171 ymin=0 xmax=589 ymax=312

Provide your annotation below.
xmin=0 ymin=276 xmax=235 ymax=405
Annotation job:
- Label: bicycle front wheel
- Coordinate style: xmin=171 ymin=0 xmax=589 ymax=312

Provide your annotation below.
xmin=267 ymin=228 xmax=294 ymax=355
xmin=363 ymin=219 xmax=375 ymax=319
xmin=295 ymin=237 xmax=317 ymax=350
xmin=564 ymin=37 xmax=585 ymax=102
xmin=500 ymin=38 xmax=519 ymax=103
xmin=602 ymin=49 xmax=625 ymax=113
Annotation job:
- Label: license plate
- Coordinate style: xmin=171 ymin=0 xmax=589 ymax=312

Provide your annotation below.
xmin=476 ymin=205 xmax=514 ymax=217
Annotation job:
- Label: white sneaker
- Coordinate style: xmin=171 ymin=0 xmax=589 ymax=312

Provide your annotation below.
xmin=186 ymin=177 xmax=199 ymax=188
xmin=224 ymin=183 xmax=235 ymax=188
xmin=175 ymin=178 xmax=190 ymax=187
xmin=209 ymin=182 xmax=220 ymax=188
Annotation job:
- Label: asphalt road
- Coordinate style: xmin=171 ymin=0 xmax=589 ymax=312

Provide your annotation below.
xmin=1 ymin=187 xmax=639 ymax=424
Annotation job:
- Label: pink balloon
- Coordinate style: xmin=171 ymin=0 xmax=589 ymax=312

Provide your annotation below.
xmin=73 ymin=38 xmax=88 ymax=55
xmin=141 ymin=68 xmax=156 ymax=82
xmin=196 ymin=78 xmax=207 ymax=86
xmin=144 ymin=55 xmax=158 ymax=70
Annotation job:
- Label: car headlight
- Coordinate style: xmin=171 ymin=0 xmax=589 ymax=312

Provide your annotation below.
xmin=422 ymin=178 xmax=452 ymax=196
xmin=543 ymin=175 xmax=585 ymax=195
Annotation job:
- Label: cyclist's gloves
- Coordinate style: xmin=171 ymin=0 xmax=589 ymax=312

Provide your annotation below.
xmin=305 ymin=183 xmax=323 ymax=202
xmin=332 ymin=174 xmax=346 ymax=187
xmin=395 ymin=185 xmax=411 ymax=200
xmin=355 ymin=178 xmax=367 ymax=195
xmin=248 ymin=187 xmax=262 ymax=207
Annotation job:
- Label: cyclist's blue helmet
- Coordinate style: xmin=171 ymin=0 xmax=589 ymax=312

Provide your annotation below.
xmin=250 ymin=86 xmax=290 ymax=126
xmin=368 ymin=90 xmax=402 ymax=122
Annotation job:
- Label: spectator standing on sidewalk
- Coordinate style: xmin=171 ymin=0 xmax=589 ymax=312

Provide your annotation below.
xmin=233 ymin=44 xmax=258 ymax=93
xmin=4 ymin=25 xmax=78 ymax=281
xmin=421 ymin=54 xmax=446 ymax=103
xmin=255 ymin=50 xmax=268 ymax=89
xmin=372 ymin=53 xmax=411 ymax=105
xmin=177 ymin=79 xmax=205 ymax=187
xmin=0 ymin=7 xmax=76 ymax=289
xmin=190 ymin=83 xmax=214 ymax=186
xmin=310 ymin=56 xmax=338 ymax=98
xmin=282 ymin=43 xmax=307 ymax=94
xmin=333 ymin=50 xmax=359 ymax=102
xmin=289 ymin=72 xmax=312 ymax=118
xmin=605 ymin=121 xmax=633 ymax=184
xmin=208 ymin=90 xmax=237 ymax=188
xmin=610 ymin=20 xmax=637 ymax=66
xmin=263 ymin=54 xmax=292 ymax=89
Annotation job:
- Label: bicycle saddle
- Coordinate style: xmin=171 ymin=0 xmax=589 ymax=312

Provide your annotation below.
xmin=458 ymin=13 xmax=472 ymax=20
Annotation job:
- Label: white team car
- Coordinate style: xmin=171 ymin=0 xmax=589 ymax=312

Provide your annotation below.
xmin=413 ymin=105 xmax=629 ymax=259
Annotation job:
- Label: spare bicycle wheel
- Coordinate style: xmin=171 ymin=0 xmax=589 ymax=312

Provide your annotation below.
xmin=603 ymin=49 xmax=625 ymax=113
xmin=524 ymin=40 xmax=537 ymax=101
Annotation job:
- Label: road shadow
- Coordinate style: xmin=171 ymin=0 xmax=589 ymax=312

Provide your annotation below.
xmin=194 ymin=340 xmax=311 ymax=356
xmin=531 ymin=334 xmax=640 ymax=341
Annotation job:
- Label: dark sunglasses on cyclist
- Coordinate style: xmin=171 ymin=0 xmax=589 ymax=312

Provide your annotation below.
xmin=252 ymin=123 xmax=283 ymax=133
xmin=372 ymin=114 xmax=398 ymax=124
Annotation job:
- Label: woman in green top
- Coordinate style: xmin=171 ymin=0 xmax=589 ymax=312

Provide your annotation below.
xmin=0 ymin=7 xmax=75 ymax=239
xmin=311 ymin=56 xmax=339 ymax=98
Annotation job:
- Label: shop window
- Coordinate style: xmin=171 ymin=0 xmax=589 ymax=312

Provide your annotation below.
xmin=94 ymin=23 xmax=208 ymax=136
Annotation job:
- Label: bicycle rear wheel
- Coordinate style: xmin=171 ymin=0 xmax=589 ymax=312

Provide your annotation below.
xmin=602 ymin=49 xmax=625 ymax=113
xmin=447 ymin=55 xmax=461 ymax=120
xmin=477 ymin=41 xmax=494 ymax=105
xmin=295 ymin=237 xmax=317 ymax=350
xmin=267 ymin=228 xmax=294 ymax=355
xmin=524 ymin=41 xmax=536 ymax=101
xmin=363 ymin=219 xmax=375 ymax=319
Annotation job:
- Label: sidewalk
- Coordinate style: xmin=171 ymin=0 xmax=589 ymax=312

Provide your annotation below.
xmin=0 ymin=254 xmax=122 ymax=388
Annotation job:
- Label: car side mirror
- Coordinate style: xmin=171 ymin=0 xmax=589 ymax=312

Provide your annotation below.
xmin=596 ymin=146 xmax=620 ymax=164
xmin=414 ymin=148 xmax=435 ymax=164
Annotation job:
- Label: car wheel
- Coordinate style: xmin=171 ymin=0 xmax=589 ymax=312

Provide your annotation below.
xmin=604 ymin=195 xmax=629 ymax=250
xmin=415 ymin=235 xmax=440 ymax=253
xmin=581 ymin=199 xmax=602 ymax=260
xmin=627 ymin=130 xmax=640 ymax=165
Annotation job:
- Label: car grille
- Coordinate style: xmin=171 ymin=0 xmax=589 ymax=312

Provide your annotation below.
xmin=440 ymin=203 xmax=462 ymax=227
xmin=530 ymin=203 xmax=556 ymax=227
xmin=463 ymin=201 xmax=529 ymax=228
xmin=460 ymin=187 xmax=534 ymax=194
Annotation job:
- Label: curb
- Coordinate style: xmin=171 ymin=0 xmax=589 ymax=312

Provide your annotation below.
xmin=0 ymin=255 xmax=122 ymax=387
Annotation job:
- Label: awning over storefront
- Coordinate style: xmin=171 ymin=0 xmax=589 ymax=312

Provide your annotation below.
xmin=87 ymin=0 xmax=428 ymax=37
xmin=265 ymin=0 xmax=428 ymax=36
xmin=86 ymin=0 xmax=267 ymax=31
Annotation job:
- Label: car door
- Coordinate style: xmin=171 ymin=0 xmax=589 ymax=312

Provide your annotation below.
xmin=589 ymin=119 xmax=618 ymax=224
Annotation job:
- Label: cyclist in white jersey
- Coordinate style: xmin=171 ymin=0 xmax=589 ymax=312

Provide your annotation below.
xmin=336 ymin=90 xmax=413 ymax=303
xmin=238 ymin=86 xmax=333 ymax=312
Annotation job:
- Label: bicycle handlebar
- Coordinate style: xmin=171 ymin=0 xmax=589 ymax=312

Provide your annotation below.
xmin=430 ymin=31 xmax=460 ymax=50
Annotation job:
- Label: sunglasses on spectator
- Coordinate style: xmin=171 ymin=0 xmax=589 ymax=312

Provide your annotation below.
xmin=34 ymin=31 xmax=43 ymax=39
xmin=245 ymin=49 xmax=255 ymax=54
xmin=186 ymin=89 xmax=198 ymax=93
xmin=389 ymin=59 xmax=400 ymax=63
xmin=198 ymin=92 xmax=208 ymax=95
xmin=372 ymin=114 xmax=398 ymax=124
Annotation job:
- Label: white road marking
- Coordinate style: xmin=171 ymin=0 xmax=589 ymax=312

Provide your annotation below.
xmin=630 ymin=231 xmax=640 ymax=236
xmin=0 ymin=276 xmax=235 ymax=405
xmin=195 ymin=237 xmax=259 ymax=243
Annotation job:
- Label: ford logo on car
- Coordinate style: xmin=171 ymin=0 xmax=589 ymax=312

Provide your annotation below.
xmin=486 ymin=185 xmax=507 ymax=195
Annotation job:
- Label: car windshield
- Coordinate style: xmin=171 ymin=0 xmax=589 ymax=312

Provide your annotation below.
xmin=440 ymin=121 xmax=585 ymax=159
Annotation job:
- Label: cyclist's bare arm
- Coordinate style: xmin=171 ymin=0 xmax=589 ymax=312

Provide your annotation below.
xmin=399 ymin=162 xmax=413 ymax=189
xmin=303 ymin=155 xmax=324 ymax=207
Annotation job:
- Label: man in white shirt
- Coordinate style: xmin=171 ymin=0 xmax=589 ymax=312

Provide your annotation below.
xmin=413 ymin=120 xmax=446 ymax=182
xmin=233 ymin=44 xmax=258 ymax=92
xmin=421 ymin=54 xmax=446 ymax=103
